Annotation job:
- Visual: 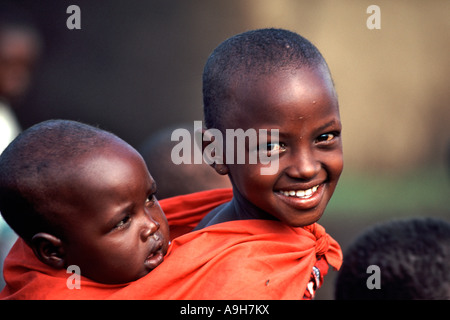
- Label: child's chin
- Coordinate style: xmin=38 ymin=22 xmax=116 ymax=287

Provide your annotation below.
xmin=281 ymin=209 xmax=324 ymax=228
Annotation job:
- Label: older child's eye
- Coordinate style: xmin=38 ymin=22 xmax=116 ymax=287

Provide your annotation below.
xmin=261 ymin=142 xmax=286 ymax=156
xmin=316 ymin=132 xmax=339 ymax=143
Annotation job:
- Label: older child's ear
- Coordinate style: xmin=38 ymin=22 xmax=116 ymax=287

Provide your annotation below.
xmin=200 ymin=128 xmax=213 ymax=155
xmin=31 ymin=233 xmax=66 ymax=269
xmin=200 ymin=128 xmax=228 ymax=171
xmin=214 ymin=163 xmax=229 ymax=175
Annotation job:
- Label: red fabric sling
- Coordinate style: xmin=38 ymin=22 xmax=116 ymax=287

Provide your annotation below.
xmin=0 ymin=188 xmax=341 ymax=300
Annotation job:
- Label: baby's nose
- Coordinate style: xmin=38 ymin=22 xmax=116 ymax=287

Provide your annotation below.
xmin=140 ymin=218 xmax=160 ymax=241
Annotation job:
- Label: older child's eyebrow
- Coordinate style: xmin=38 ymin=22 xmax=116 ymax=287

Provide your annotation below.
xmin=316 ymin=119 xmax=341 ymax=133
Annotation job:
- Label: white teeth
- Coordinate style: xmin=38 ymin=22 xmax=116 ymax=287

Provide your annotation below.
xmin=296 ymin=190 xmax=305 ymax=197
xmin=280 ymin=185 xmax=319 ymax=198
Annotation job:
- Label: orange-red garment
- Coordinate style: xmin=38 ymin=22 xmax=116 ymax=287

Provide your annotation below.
xmin=0 ymin=188 xmax=342 ymax=300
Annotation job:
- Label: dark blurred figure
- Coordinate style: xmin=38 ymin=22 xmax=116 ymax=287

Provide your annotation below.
xmin=139 ymin=124 xmax=231 ymax=200
xmin=0 ymin=8 xmax=42 ymax=290
xmin=0 ymin=14 xmax=42 ymax=151
xmin=335 ymin=217 xmax=450 ymax=300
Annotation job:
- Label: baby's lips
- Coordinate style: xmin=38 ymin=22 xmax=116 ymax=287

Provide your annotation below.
xmin=144 ymin=249 xmax=164 ymax=270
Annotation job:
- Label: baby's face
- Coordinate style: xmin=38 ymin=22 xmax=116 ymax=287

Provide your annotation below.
xmin=57 ymin=141 xmax=169 ymax=284
xmin=225 ymin=66 xmax=343 ymax=227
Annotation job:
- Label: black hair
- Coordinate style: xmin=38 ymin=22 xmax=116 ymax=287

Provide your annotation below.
xmin=202 ymin=28 xmax=329 ymax=130
xmin=335 ymin=217 xmax=450 ymax=300
xmin=0 ymin=119 xmax=120 ymax=243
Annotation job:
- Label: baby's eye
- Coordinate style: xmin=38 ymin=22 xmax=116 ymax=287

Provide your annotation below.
xmin=115 ymin=215 xmax=131 ymax=230
xmin=145 ymin=194 xmax=156 ymax=206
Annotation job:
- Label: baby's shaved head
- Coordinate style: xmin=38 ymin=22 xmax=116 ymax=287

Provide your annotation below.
xmin=0 ymin=119 xmax=125 ymax=242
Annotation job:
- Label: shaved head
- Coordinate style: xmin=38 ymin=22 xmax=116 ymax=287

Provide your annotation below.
xmin=0 ymin=119 xmax=128 ymax=242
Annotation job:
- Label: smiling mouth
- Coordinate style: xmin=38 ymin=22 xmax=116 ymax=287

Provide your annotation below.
xmin=278 ymin=185 xmax=320 ymax=199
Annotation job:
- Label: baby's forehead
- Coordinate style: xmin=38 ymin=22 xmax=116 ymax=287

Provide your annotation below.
xmin=40 ymin=137 xmax=140 ymax=190
xmin=48 ymin=141 xmax=147 ymax=211
xmin=73 ymin=139 xmax=142 ymax=171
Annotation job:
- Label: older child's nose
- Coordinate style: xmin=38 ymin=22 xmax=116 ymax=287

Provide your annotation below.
xmin=285 ymin=150 xmax=320 ymax=180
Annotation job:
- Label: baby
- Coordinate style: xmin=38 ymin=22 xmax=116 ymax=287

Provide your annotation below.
xmin=0 ymin=119 xmax=170 ymax=284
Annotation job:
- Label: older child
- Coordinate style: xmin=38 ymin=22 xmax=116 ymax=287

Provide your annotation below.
xmin=0 ymin=120 xmax=170 ymax=288
xmin=198 ymin=28 xmax=343 ymax=229
xmin=192 ymin=28 xmax=343 ymax=298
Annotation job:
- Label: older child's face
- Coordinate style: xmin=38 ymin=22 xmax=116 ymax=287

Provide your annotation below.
xmin=225 ymin=66 xmax=343 ymax=227
xmin=57 ymin=141 xmax=169 ymax=284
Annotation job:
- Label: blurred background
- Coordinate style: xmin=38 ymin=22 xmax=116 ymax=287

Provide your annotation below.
xmin=0 ymin=0 xmax=448 ymax=298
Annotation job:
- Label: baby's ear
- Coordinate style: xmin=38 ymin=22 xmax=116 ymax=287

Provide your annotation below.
xmin=31 ymin=233 xmax=66 ymax=269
